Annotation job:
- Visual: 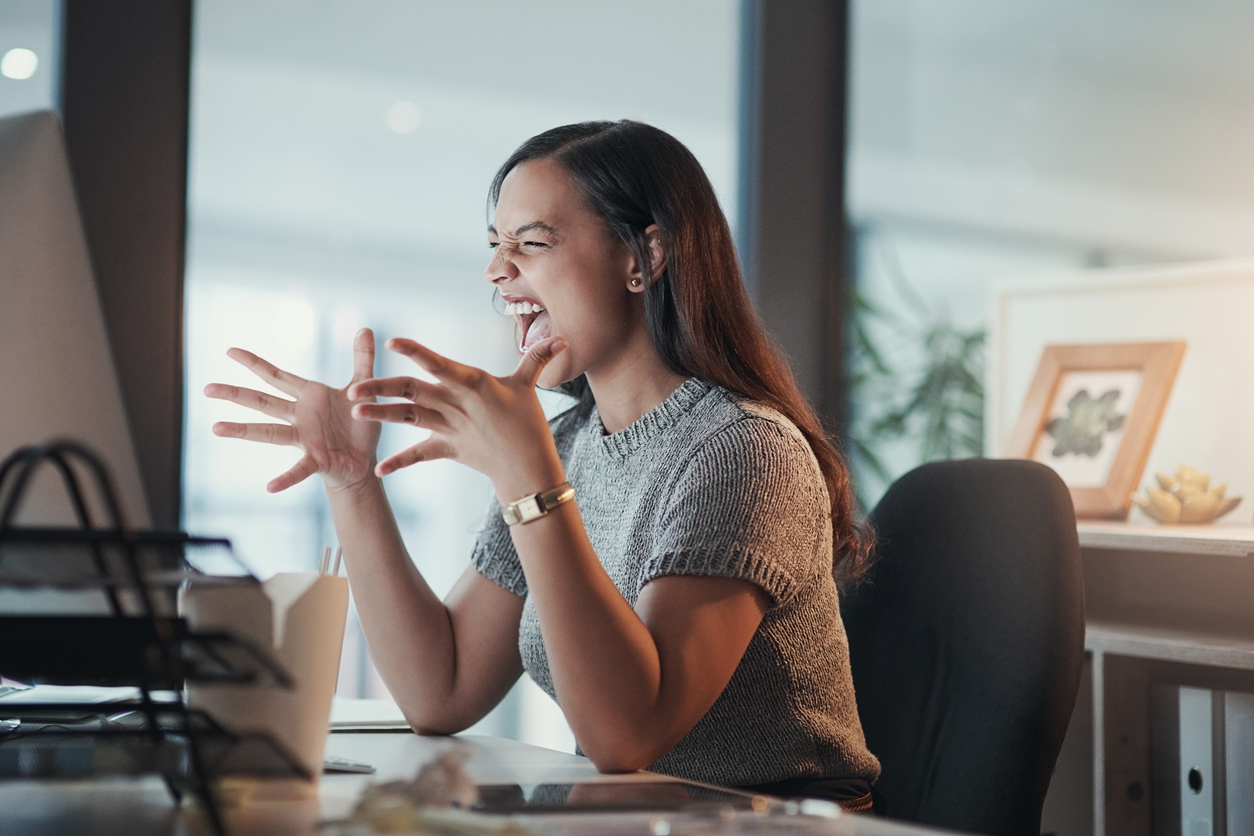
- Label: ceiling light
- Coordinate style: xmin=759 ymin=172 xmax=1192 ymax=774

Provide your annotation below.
xmin=385 ymin=101 xmax=421 ymax=134
xmin=1 ymin=48 xmax=38 ymax=81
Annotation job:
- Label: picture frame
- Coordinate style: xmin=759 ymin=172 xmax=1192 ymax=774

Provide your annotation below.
xmin=1004 ymin=341 xmax=1186 ymax=519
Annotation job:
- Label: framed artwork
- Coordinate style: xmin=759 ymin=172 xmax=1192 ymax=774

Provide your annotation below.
xmin=1004 ymin=341 xmax=1186 ymax=519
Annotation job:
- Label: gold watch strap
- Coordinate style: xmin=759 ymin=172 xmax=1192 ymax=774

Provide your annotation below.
xmin=502 ymin=482 xmax=575 ymax=526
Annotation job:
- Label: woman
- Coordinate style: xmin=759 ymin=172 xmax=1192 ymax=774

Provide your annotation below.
xmin=206 ymin=121 xmax=881 ymax=809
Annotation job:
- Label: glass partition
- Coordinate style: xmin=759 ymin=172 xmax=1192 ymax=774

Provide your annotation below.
xmin=846 ymin=0 xmax=1254 ymax=507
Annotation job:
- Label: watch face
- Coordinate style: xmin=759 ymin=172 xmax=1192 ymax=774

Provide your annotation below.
xmin=504 ymin=484 xmax=573 ymax=525
xmin=504 ymin=494 xmax=542 ymax=525
xmin=516 ymin=496 xmax=543 ymax=522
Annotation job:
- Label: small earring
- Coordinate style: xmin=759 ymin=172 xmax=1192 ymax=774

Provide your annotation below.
xmin=630 ymin=278 xmax=642 ymax=287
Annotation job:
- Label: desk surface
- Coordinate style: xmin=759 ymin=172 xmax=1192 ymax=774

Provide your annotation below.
xmin=0 ymin=732 xmax=954 ymax=835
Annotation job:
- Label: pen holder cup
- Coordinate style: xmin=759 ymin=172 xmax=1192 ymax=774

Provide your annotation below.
xmin=181 ymin=573 xmax=349 ymax=798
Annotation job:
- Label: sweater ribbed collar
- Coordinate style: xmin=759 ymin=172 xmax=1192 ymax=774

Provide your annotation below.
xmin=589 ymin=377 xmax=713 ymax=459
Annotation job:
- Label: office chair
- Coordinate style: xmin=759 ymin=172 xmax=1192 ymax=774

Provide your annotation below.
xmin=842 ymin=458 xmax=1084 ymax=836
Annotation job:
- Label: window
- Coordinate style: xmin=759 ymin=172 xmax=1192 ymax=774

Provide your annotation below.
xmin=0 ymin=0 xmax=59 ymax=119
xmin=184 ymin=0 xmax=740 ymax=751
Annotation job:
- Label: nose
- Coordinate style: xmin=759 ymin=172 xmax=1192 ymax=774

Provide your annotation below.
xmin=483 ymin=243 xmax=519 ymax=285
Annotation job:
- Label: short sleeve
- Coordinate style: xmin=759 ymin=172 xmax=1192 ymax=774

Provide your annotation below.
xmin=641 ymin=416 xmax=831 ymax=607
xmin=470 ymin=495 xmax=527 ymax=597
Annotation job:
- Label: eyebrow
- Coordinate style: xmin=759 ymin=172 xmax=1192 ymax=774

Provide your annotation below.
xmin=487 ymin=221 xmax=559 ymax=237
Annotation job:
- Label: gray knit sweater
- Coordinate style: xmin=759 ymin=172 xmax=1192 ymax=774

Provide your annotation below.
xmin=471 ymin=378 xmax=880 ymax=787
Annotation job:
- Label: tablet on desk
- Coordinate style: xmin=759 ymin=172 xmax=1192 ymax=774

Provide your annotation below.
xmin=0 ymin=684 xmax=140 ymax=705
xmin=329 ymin=696 xmax=410 ymax=731
xmin=0 ymin=684 xmax=169 ymax=723
xmin=473 ymin=781 xmax=767 ymax=813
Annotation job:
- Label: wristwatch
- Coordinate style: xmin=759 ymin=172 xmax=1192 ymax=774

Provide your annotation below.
xmin=501 ymin=482 xmax=576 ymax=526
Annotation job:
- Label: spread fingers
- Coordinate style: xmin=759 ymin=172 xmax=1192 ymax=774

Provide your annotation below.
xmin=204 ymin=382 xmax=295 ymax=420
xmin=267 ymin=456 xmax=318 ymax=493
xmin=376 ymin=438 xmax=454 ymax=476
xmin=225 ymin=347 xmax=306 ymax=397
xmin=349 ymin=375 xmax=446 ymax=405
xmin=385 ymin=338 xmax=478 ymax=387
xmin=212 ymin=421 xmax=298 ymax=446
xmin=352 ymin=402 xmax=448 ymax=431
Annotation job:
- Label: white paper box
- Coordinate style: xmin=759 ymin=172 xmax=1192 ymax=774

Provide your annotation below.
xmin=181 ymin=573 xmax=349 ymax=791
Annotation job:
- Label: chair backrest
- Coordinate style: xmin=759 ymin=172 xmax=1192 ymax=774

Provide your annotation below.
xmin=842 ymin=458 xmax=1084 ymax=836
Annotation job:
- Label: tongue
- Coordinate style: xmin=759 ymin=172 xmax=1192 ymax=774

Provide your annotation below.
xmin=522 ymin=311 xmax=552 ymax=353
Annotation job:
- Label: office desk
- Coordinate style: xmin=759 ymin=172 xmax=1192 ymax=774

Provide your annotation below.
xmin=1043 ymin=522 xmax=1254 ymax=836
xmin=0 ymin=732 xmax=955 ymax=835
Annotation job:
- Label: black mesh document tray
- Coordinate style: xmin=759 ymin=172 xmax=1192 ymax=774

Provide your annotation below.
xmin=0 ymin=441 xmax=307 ymax=836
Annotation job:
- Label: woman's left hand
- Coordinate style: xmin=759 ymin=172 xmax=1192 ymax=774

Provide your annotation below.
xmin=348 ymin=336 xmax=569 ymax=499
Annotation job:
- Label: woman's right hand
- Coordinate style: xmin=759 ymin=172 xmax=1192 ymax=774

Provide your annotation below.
xmin=204 ymin=328 xmax=381 ymax=493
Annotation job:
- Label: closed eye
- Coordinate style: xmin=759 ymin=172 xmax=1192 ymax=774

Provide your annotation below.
xmin=487 ymin=239 xmax=549 ymax=251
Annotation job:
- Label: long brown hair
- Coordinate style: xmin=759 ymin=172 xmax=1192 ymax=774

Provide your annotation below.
xmin=489 ymin=121 xmax=873 ymax=582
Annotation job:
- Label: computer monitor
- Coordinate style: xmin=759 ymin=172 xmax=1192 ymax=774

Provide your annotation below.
xmin=0 ymin=109 xmax=150 ymax=531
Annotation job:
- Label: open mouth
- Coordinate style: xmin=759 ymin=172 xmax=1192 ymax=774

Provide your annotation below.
xmin=505 ymin=300 xmax=552 ymax=354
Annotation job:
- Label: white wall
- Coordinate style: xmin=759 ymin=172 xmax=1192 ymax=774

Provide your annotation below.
xmin=989 ymin=260 xmax=1254 ymax=518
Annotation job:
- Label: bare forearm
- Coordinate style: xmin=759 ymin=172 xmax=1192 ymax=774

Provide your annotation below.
xmin=325 ymin=477 xmax=463 ymax=730
xmin=510 ymin=505 xmax=676 ymax=770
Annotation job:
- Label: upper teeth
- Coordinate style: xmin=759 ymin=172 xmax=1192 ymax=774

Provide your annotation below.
xmin=505 ymin=302 xmax=546 ymax=315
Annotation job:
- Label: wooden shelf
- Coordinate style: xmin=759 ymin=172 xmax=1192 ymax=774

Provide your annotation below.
xmin=1086 ymin=619 xmax=1254 ymax=670
xmin=1077 ymin=520 xmax=1254 ymax=556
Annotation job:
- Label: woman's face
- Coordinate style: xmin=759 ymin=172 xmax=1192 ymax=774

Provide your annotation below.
xmin=485 ymin=158 xmax=643 ymax=390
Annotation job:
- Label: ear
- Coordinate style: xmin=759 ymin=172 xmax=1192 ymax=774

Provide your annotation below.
xmin=628 ymin=224 xmax=667 ymax=293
